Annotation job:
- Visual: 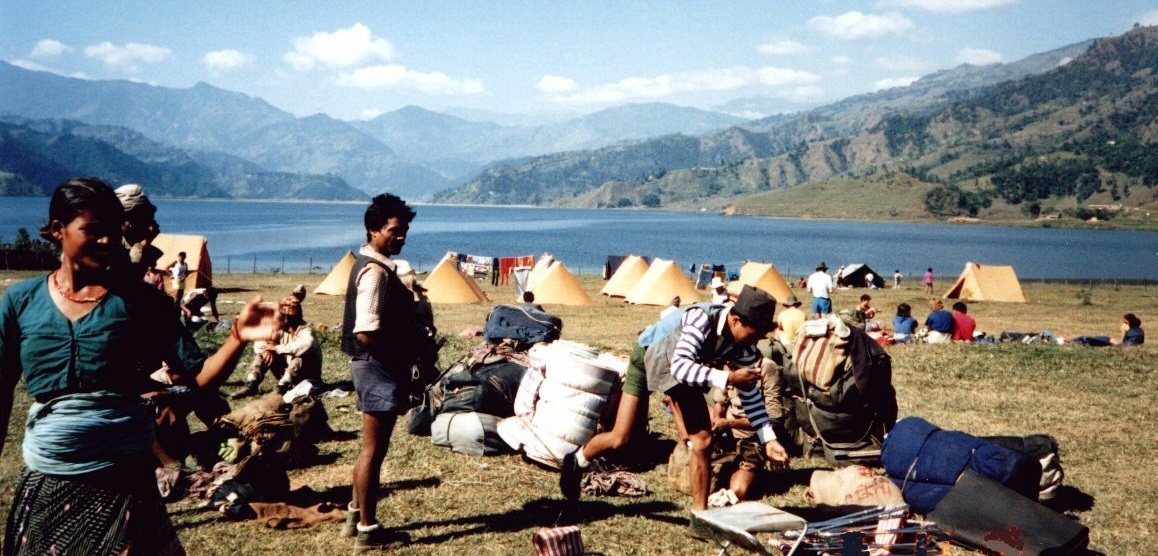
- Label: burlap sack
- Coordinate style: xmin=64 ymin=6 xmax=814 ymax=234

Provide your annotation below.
xmin=668 ymin=440 xmax=692 ymax=495
xmin=807 ymin=464 xmax=904 ymax=508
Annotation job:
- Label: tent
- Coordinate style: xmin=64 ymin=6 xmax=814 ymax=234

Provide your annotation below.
xmin=726 ymin=261 xmax=793 ymax=304
xmin=313 ymin=251 xmax=355 ymax=296
xmin=526 ymin=254 xmax=557 ymax=291
xmin=943 ymin=262 xmax=1026 ymax=303
xmin=837 ymin=263 xmax=886 ymax=289
xmin=424 ymin=253 xmax=489 ymax=303
xmin=152 ymin=233 xmax=212 ymax=290
xmin=600 ymin=254 xmax=649 ymax=298
xmin=530 ymin=261 xmax=592 ymax=305
xmin=625 ymin=258 xmax=702 ymax=306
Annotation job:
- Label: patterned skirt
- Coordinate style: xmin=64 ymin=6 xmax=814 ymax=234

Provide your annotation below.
xmin=3 ymin=465 xmax=185 ymax=556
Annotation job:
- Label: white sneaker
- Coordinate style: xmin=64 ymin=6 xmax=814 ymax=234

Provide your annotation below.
xmin=708 ymin=488 xmax=739 ymax=508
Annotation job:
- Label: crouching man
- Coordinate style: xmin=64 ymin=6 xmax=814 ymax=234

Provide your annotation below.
xmin=562 ymin=285 xmax=789 ymax=518
xmin=233 ymin=296 xmax=321 ymax=398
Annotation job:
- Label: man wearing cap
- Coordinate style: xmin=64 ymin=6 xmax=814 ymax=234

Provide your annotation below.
xmin=114 ymin=183 xmax=163 ymax=278
xmin=232 ymin=295 xmax=322 ymax=397
xmin=774 ymin=294 xmax=807 ymax=348
xmin=560 ymin=285 xmax=789 ymax=516
xmin=806 ymin=261 xmax=835 ymax=319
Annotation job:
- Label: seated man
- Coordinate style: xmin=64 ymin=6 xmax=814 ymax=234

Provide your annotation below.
xmin=232 ymin=296 xmax=321 ymax=398
xmin=708 ymin=358 xmax=787 ymax=505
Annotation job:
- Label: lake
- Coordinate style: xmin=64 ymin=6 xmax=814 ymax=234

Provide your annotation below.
xmin=2 ymin=197 xmax=1155 ymax=280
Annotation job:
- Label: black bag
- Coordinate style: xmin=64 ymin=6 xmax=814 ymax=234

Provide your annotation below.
xmin=406 ymin=356 xmax=526 ymax=436
xmin=482 ymin=304 xmax=562 ymax=348
xmin=928 ymin=469 xmax=1089 ymax=555
xmin=439 ymin=359 xmax=526 ymax=416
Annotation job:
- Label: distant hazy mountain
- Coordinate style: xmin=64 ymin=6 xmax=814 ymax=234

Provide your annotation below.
xmin=435 ymin=31 xmax=1151 ymax=207
xmin=0 ymin=116 xmax=367 ymax=200
xmin=0 ymin=63 xmax=446 ymax=199
xmin=352 ymin=102 xmax=749 ymax=172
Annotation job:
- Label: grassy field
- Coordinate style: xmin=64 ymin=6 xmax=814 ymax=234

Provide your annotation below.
xmin=0 ymin=270 xmax=1154 ymax=555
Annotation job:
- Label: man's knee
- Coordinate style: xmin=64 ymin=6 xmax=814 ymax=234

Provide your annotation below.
xmin=687 ymin=430 xmax=713 ymax=456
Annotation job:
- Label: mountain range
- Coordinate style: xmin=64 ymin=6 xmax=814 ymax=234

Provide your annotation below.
xmin=437 ymin=28 xmax=1156 ymax=215
xmin=1 ymin=26 xmax=1154 ymax=217
xmin=0 ymin=63 xmax=749 ymax=200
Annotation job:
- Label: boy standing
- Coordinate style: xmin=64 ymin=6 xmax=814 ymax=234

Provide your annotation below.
xmin=340 ymin=194 xmax=420 ymax=552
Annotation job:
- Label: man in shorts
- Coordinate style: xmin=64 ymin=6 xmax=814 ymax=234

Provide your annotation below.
xmin=806 ymin=261 xmax=834 ymax=319
xmin=339 ymin=194 xmax=420 ymax=552
xmin=561 ymin=286 xmax=789 ymax=515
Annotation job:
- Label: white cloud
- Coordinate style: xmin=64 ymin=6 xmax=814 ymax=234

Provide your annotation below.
xmin=955 ymin=47 xmax=1003 ymax=65
xmin=808 ymin=11 xmax=915 ymax=40
xmin=1137 ymin=9 xmax=1158 ymax=26
xmin=9 ymin=59 xmax=52 ymax=72
xmin=876 ymin=0 xmax=1018 ymax=13
xmin=358 ymin=108 xmax=385 ymax=120
xmin=875 ymin=55 xmax=932 ymax=72
xmin=283 ymin=23 xmax=393 ymax=72
xmin=758 ymin=39 xmax=809 ymax=56
xmin=203 ymin=49 xmax=253 ymax=73
xmin=336 ymin=64 xmax=485 ymax=95
xmin=785 ymin=86 xmax=826 ymax=103
xmin=545 ymin=66 xmax=820 ymax=106
xmin=30 ymin=39 xmax=72 ymax=58
xmin=84 ymin=41 xmax=172 ymax=71
xmin=874 ymin=76 xmax=919 ymax=90
xmin=536 ymin=75 xmax=579 ymax=94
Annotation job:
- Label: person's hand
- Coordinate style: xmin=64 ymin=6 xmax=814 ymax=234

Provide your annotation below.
xmin=233 ymin=297 xmax=283 ymax=343
xmin=259 ymin=349 xmax=275 ymax=366
xmin=726 ymin=366 xmax=760 ymax=387
xmin=764 ymin=440 xmax=790 ymax=470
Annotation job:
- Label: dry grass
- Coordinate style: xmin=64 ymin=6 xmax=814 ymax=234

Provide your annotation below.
xmin=1 ymin=270 xmax=1155 ymax=555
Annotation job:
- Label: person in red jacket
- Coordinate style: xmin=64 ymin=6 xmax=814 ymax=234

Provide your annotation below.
xmin=951 ymin=302 xmax=976 ymax=342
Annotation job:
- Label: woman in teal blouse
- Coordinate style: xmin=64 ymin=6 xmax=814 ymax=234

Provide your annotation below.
xmin=0 ymin=178 xmax=281 ymax=556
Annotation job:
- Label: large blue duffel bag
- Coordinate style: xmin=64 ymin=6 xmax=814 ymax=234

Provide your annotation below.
xmin=483 ymin=304 xmax=562 ymax=348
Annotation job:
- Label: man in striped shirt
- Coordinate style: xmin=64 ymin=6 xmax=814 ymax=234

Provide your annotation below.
xmin=561 ymin=285 xmax=789 ymax=513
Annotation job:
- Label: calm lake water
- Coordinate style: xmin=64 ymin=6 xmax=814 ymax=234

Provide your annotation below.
xmin=2 ymin=197 xmax=1155 ymax=280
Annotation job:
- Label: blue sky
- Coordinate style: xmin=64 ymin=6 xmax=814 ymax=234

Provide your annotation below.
xmin=3 ymin=1 xmax=1156 ymax=121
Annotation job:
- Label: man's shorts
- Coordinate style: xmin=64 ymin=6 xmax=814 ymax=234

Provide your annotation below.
xmin=811 ymin=297 xmax=832 ymax=315
xmin=350 ymin=355 xmax=409 ymax=413
xmin=712 ymin=435 xmax=765 ymax=475
xmin=622 ymin=343 xmax=649 ymax=398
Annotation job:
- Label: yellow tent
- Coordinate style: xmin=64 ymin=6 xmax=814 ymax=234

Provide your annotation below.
xmin=152 ymin=233 xmax=212 ymax=290
xmin=726 ymin=261 xmax=793 ymax=305
xmin=600 ymin=255 xmax=649 ymax=298
xmin=943 ymin=262 xmax=1026 ymax=303
xmin=531 ymin=261 xmax=592 ymax=305
xmin=424 ymin=254 xmax=489 ymax=304
xmin=313 ymin=251 xmax=355 ymax=296
xmin=525 ymin=254 xmax=557 ymax=292
xmin=625 ymin=258 xmax=702 ymax=306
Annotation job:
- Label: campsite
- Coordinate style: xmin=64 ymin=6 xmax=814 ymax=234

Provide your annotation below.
xmin=0 ymin=265 xmax=1154 ymax=555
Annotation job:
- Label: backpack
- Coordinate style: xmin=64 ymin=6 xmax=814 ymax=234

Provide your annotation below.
xmin=483 ymin=304 xmax=563 ymax=348
xmin=406 ymin=352 xmax=527 ymax=436
xmin=784 ymin=316 xmax=897 ymax=464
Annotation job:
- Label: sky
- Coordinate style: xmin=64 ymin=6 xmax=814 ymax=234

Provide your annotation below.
xmin=3 ymin=1 xmax=1156 ymax=122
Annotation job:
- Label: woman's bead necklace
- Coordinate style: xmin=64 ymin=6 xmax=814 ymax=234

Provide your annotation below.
xmin=52 ymin=271 xmax=108 ymax=304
